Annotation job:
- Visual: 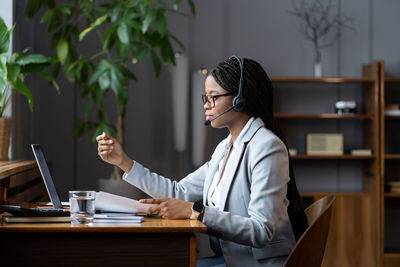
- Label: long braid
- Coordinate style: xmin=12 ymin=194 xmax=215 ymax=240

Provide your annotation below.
xmin=210 ymin=57 xmax=308 ymax=241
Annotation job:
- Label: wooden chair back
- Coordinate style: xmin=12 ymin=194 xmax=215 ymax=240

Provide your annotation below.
xmin=283 ymin=195 xmax=336 ymax=267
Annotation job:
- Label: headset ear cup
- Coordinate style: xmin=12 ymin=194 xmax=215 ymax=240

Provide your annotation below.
xmin=232 ymin=95 xmax=245 ymax=112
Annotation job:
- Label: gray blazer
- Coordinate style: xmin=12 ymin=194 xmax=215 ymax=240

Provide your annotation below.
xmin=123 ymin=118 xmax=296 ymax=266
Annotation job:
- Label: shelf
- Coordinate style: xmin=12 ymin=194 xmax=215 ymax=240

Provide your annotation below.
xmin=384 ymin=193 xmax=400 ymax=198
xmin=291 ymin=154 xmax=375 ymax=159
xmin=300 ymin=192 xmax=374 ymax=198
xmin=385 ymin=77 xmax=400 ymax=82
xmin=385 ymin=154 xmax=400 ymax=159
xmin=275 ymin=113 xmax=373 ymax=119
xmin=384 ymin=253 xmax=400 ymax=259
xmin=385 ymin=114 xmax=400 ymax=119
xmin=271 ymin=77 xmax=375 ymax=83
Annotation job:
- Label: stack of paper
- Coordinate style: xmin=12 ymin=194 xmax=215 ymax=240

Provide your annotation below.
xmin=95 ymin=191 xmax=152 ymax=214
xmin=93 ymin=213 xmax=144 ymax=223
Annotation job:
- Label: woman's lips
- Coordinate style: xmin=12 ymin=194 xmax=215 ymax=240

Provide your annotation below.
xmin=205 ymin=115 xmax=213 ymax=121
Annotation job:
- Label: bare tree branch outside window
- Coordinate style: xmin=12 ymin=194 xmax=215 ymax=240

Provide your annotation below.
xmin=288 ymin=0 xmax=354 ymax=65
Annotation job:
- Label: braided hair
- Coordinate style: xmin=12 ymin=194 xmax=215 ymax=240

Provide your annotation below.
xmin=208 ymin=57 xmax=308 ymax=241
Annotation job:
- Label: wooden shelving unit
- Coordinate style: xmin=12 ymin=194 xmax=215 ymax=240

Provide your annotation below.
xmin=379 ymin=62 xmax=400 ymax=267
xmin=291 ymin=154 xmax=375 ymax=160
xmin=384 ymin=154 xmax=400 ymax=160
xmin=271 ymin=77 xmax=375 ymax=83
xmin=275 ymin=113 xmax=373 ymax=119
xmin=271 ymin=62 xmax=380 ymax=267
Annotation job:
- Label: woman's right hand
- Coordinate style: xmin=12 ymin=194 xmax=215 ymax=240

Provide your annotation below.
xmin=96 ymin=132 xmax=133 ymax=173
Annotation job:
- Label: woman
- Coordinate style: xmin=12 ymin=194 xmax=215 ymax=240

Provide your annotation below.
xmin=97 ymin=56 xmax=308 ymax=267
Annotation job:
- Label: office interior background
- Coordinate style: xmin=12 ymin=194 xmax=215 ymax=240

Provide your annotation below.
xmin=3 ymin=0 xmax=400 ymax=266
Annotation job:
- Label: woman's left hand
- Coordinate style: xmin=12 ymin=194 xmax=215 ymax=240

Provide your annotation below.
xmin=139 ymin=198 xmax=193 ymax=219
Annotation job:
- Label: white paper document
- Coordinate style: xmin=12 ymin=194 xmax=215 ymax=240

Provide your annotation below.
xmin=95 ymin=191 xmax=152 ymax=214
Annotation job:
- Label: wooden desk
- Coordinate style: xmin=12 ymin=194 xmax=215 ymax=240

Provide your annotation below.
xmin=0 ymin=217 xmax=207 ymax=266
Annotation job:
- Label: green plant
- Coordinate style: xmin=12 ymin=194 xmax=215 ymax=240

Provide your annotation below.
xmin=25 ymin=0 xmax=195 ymax=179
xmin=0 ymin=16 xmax=59 ymax=117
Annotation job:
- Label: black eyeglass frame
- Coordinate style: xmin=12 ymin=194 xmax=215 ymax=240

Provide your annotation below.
xmin=201 ymin=93 xmax=233 ymax=107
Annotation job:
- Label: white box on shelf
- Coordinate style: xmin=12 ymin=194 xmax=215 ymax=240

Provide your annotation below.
xmin=306 ymin=133 xmax=343 ymax=155
xmin=351 ymin=149 xmax=372 ymax=156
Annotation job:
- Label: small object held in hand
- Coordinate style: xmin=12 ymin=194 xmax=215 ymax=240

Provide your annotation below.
xmin=335 ymin=101 xmax=356 ymax=114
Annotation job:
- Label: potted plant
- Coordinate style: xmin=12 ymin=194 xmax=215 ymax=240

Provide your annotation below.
xmin=25 ymin=0 xmax=195 ymax=195
xmin=288 ymin=0 xmax=354 ymax=77
xmin=0 ymin=16 xmax=58 ymax=160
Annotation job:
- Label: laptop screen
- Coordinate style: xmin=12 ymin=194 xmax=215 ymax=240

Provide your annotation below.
xmin=31 ymin=144 xmax=62 ymax=209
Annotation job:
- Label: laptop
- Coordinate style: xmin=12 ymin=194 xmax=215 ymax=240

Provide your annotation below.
xmin=1 ymin=144 xmax=70 ymax=217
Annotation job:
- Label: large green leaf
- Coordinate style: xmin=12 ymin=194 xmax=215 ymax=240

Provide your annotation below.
xmin=16 ymin=54 xmax=53 ymax=65
xmin=11 ymin=77 xmax=34 ymax=111
xmin=99 ymin=71 xmax=111 ymax=91
xmin=110 ymin=64 xmax=125 ymax=96
xmin=103 ymin=25 xmax=119 ymax=51
xmin=133 ymin=43 xmax=148 ymax=61
xmin=88 ymin=60 xmax=109 ymax=86
xmin=187 ymin=0 xmax=196 ymax=15
xmin=111 ymin=5 xmax=121 ymax=22
xmin=150 ymin=49 xmax=161 ymax=78
xmin=0 ymin=53 xmax=7 ymax=91
xmin=6 ymin=63 xmax=21 ymax=83
xmin=56 ymin=39 xmax=69 ymax=65
xmin=117 ymin=22 xmax=130 ymax=44
xmin=160 ymin=37 xmax=175 ymax=64
xmin=21 ymin=63 xmax=49 ymax=74
xmin=142 ymin=9 xmax=156 ymax=33
xmin=118 ymin=65 xmax=136 ymax=81
xmin=0 ymin=17 xmax=12 ymax=54
xmin=154 ymin=9 xmax=167 ymax=36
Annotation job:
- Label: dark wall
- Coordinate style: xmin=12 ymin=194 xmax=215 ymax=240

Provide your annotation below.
xmin=12 ymin=0 xmax=400 ymax=200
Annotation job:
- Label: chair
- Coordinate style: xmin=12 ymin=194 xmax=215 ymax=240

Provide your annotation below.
xmin=283 ymin=195 xmax=336 ymax=267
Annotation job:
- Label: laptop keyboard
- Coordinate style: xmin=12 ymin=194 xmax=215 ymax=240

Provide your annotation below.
xmin=1 ymin=205 xmax=70 ymax=217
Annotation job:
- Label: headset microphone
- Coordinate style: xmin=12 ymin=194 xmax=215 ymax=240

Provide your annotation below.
xmin=204 ymin=104 xmax=238 ymax=126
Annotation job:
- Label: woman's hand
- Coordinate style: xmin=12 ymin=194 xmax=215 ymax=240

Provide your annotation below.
xmin=96 ymin=132 xmax=133 ymax=173
xmin=139 ymin=198 xmax=193 ymax=219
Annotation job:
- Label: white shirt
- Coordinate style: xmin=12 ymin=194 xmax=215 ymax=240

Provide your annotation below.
xmin=207 ymin=117 xmax=256 ymax=208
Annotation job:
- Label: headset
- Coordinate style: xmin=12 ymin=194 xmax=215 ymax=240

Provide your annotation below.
xmin=230 ymin=55 xmax=245 ymax=112
xmin=204 ymin=55 xmax=245 ymax=126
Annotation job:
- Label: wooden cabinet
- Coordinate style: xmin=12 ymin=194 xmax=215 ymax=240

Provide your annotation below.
xmin=271 ymin=61 xmax=380 ymax=267
xmin=0 ymin=160 xmax=48 ymax=206
xmin=379 ymin=62 xmax=400 ymax=267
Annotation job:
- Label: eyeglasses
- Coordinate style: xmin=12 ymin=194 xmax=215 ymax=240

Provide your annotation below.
xmin=201 ymin=93 xmax=232 ymax=107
